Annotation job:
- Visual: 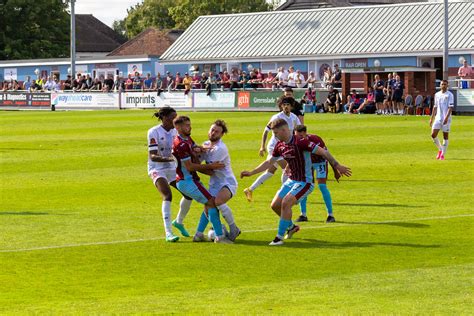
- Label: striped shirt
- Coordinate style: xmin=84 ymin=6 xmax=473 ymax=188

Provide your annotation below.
xmin=172 ymin=135 xmax=200 ymax=182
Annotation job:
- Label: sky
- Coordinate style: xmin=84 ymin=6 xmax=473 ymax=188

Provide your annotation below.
xmin=74 ymin=0 xmax=285 ymax=27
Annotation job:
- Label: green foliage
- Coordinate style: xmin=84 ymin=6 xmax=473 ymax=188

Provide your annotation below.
xmin=123 ymin=0 xmax=274 ymax=37
xmin=112 ymin=19 xmax=127 ymax=38
xmin=0 ymin=111 xmax=473 ymax=313
xmin=0 ymin=0 xmax=70 ymax=60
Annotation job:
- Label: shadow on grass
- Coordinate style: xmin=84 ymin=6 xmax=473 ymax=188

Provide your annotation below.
xmin=0 ymin=211 xmax=71 ymax=216
xmin=236 ymin=238 xmax=440 ymax=249
xmin=314 ymin=202 xmax=423 ymax=208
xmin=342 ymin=179 xmax=404 ymax=183
xmin=336 ymin=221 xmax=430 ymax=228
xmin=0 ymin=147 xmax=54 ymax=151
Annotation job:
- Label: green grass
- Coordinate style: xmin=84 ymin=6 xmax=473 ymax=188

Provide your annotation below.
xmin=0 ymin=110 xmax=473 ymax=314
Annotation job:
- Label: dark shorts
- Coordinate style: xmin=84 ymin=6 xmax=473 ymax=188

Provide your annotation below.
xmin=392 ymin=94 xmax=403 ymax=102
xmin=375 ymin=94 xmax=384 ymax=103
xmin=361 ymin=103 xmax=376 ymax=114
xmin=384 ymin=93 xmax=392 ymax=101
xmin=291 ymin=109 xmax=304 ymax=117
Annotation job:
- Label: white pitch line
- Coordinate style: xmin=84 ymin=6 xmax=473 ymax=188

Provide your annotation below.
xmin=1 ymin=213 xmax=473 ymax=253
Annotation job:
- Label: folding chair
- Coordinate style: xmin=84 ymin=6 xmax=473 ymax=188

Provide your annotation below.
xmin=404 ymin=95 xmax=413 ymax=115
xmin=414 ymin=95 xmax=424 ymax=116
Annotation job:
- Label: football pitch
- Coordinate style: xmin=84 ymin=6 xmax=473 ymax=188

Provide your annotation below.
xmin=1 ymin=110 xmax=473 ymax=314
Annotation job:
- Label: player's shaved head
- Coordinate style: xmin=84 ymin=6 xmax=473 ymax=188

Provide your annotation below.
xmin=173 ymin=115 xmax=190 ymax=126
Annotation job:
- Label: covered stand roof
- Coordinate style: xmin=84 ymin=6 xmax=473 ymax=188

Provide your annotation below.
xmin=160 ymin=1 xmax=473 ymax=63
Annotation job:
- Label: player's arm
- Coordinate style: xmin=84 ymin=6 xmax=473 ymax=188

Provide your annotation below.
xmin=240 ymin=158 xmax=275 ymax=178
xmin=149 ymin=150 xmax=174 ymax=162
xmin=183 ymin=158 xmax=223 ymax=173
xmin=430 ymin=98 xmax=438 ymax=126
xmin=313 ymin=147 xmax=351 ymax=178
xmin=260 ymin=125 xmax=271 ymax=156
xmin=443 ymin=94 xmax=454 ymax=125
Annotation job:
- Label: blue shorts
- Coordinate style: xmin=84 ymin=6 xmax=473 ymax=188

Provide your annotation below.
xmin=176 ymin=179 xmax=212 ymax=204
xmin=313 ymin=161 xmax=328 ymax=179
xmin=277 ymin=179 xmax=314 ymax=202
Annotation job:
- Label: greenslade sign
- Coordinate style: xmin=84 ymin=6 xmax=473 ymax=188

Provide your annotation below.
xmin=237 ymin=91 xmax=305 ymax=108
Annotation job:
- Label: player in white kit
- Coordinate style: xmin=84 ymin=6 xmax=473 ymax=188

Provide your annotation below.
xmin=430 ymin=80 xmax=454 ymax=160
xmin=194 ymin=120 xmax=241 ymax=241
xmin=243 ymin=98 xmax=301 ymax=202
xmin=147 ymin=107 xmax=192 ymax=242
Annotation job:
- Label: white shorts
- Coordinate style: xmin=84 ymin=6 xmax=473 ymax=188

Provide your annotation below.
xmin=148 ymin=168 xmax=176 ymax=185
xmin=432 ymin=120 xmax=451 ymax=133
xmin=209 ymin=183 xmax=237 ymax=197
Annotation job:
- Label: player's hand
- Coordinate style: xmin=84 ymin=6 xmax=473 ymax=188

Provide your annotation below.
xmin=336 ymin=164 xmax=352 ymax=178
xmin=259 ymin=147 xmax=266 ymax=157
xmin=429 ymin=118 xmax=433 ymax=127
xmin=209 ymin=161 xmax=224 ymax=170
xmin=240 ymin=170 xmax=252 ymax=178
xmin=443 ymin=117 xmax=449 ymax=125
xmin=333 ymin=169 xmax=341 ymax=182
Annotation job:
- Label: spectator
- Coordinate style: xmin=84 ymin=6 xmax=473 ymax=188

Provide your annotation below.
xmin=192 ymin=72 xmax=202 ymax=89
xmin=165 ymin=71 xmax=174 ymax=92
xmin=323 ymin=66 xmax=332 ymax=88
xmin=344 ymin=89 xmax=362 ymax=113
xmin=262 ymin=71 xmax=275 ymax=89
xmin=90 ymin=77 xmax=102 ymax=91
xmin=143 ymin=73 xmax=153 ymax=91
xmin=306 ymin=71 xmax=316 ymax=89
xmin=275 ymin=66 xmax=289 ymax=88
xmin=73 ymin=73 xmax=82 ymax=91
xmin=392 ymin=75 xmax=405 ymax=115
xmin=52 ymin=75 xmax=62 ymax=91
xmin=332 ymin=64 xmax=342 ymax=88
xmin=255 ymin=68 xmax=264 ymax=88
xmin=383 ymin=73 xmax=394 ymax=115
xmin=174 ymin=72 xmax=183 ymax=90
xmin=295 ymin=69 xmax=306 ymax=88
xmin=373 ymin=74 xmax=385 ymax=115
xmin=249 ymin=71 xmax=259 ymax=90
xmin=112 ymin=75 xmax=123 ymax=92
xmin=205 ymin=72 xmax=214 ymax=96
xmin=239 ymin=71 xmax=250 ymax=90
xmin=63 ymin=75 xmax=73 ymax=91
xmin=35 ymin=76 xmax=45 ymax=90
xmin=182 ymin=72 xmax=192 ymax=95
xmin=43 ymin=76 xmax=54 ymax=91
xmin=229 ymin=69 xmax=240 ymax=91
xmin=23 ymin=76 xmax=32 ymax=91
xmin=154 ymin=73 xmax=163 ymax=95
xmin=84 ymin=74 xmax=93 ymax=90
xmin=458 ymin=59 xmax=472 ymax=89
xmin=287 ymin=66 xmax=297 ymax=88
xmin=357 ymin=87 xmax=376 ymax=114
xmin=132 ymin=72 xmax=142 ymax=90
xmin=324 ymin=85 xmax=342 ymax=113
xmin=125 ymin=74 xmax=133 ymax=90
xmin=30 ymin=79 xmax=39 ymax=92
xmin=199 ymin=72 xmax=208 ymax=90
xmin=303 ymin=87 xmax=316 ymax=113
xmin=103 ymin=75 xmax=114 ymax=92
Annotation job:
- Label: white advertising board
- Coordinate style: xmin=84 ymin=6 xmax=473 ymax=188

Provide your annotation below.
xmin=52 ymin=93 xmax=118 ymax=108
xmin=121 ymin=92 xmax=191 ymax=108
xmin=193 ymin=92 xmax=235 ymax=108
xmin=4 ymin=68 xmax=17 ymax=80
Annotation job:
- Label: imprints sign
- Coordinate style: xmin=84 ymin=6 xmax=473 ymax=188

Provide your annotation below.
xmin=4 ymin=68 xmax=17 ymax=80
xmin=121 ymin=92 xmax=191 ymax=108
xmin=128 ymin=64 xmax=143 ymax=75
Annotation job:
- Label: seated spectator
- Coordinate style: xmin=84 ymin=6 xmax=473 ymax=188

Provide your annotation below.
xmin=262 ymin=71 xmax=275 ymax=89
xmin=356 ymin=87 xmax=376 ymax=114
xmin=182 ymin=72 xmax=192 ymax=95
xmin=154 ymin=73 xmax=163 ymax=95
xmin=132 ymin=72 xmax=142 ymax=90
xmin=324 ymin=86 xmax=342 ymax=113
xmin=23 ymin=76 xmax=32 ymax=91
xmin=304 ymin=87 xmax=316 ymax=107
xmin=103 ymin=75 xmax=114 ymax=92
xmin=125 ymin=74 xmax=133 ymax=90
xmin=295 ymin=69 xmax=306 ymax=88
xmin=63 ymin=75 xmax=73 ymax=91
xmin=344 ymin=89 xmax=362 ymax=113
xmin=143 ymin=73 xmax=153 ymax=91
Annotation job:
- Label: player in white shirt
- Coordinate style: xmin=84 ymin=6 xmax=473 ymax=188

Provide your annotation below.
xmin=243 ymin=97 xmax=301 ymax=202
xmin=147 ymin=107 xmax=192 ymax=242
xmin=195 ymin=120 xmax=241 ymax=241
xmin=430 ymin=80 xmax=454 ymax=160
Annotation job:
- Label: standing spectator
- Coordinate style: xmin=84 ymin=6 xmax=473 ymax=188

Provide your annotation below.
xmin=133 ymin=72 xmax=142 ymax=90
xmin=125 ymin=74 xmax=133 ymax=90
xmin=182 ymin=72 xmax=192 ymax=95
xmin=84 ymin=74 xmax=93 ymax=90
xmin=43 ymin=76 xmax=54 ymax=91
xmin=199 ymin=72 xmax=208 ymax=90
xmin=63 ymin=75 xmax=73 ymax=91
xmin=458 ymin=59 xmax=472 ymax=89
xmin=90 ymin=77 xmax=102 ymax=91
xmin=275 ymin=67 xmax=289 ymax=88
xmin=239 ymin=71 xmax=250 ymax=90
xmin=392 ymin=75 xmax=405 ymax=115
xmin=249 ymin=71 xmax=259 ymax=90
xmin=73 ymin=73 xmax=82 ymax=91
xmin=373 ymin=74 xmax=385 ymax=115
xmin=383 ymin=73 xmax=394 ymax=115
xmin=143 ymin=73 xmax=153 ymax=91
xmin=262 ymin=71 xmax=275 ymax=89
xmin=35 ymin=76 xmax=45 ymax=90
xmin=220 ymin=71 xmax=230 ymax=90
xmin=323 ymin=67 xmax=333 ymax=88
xmin=287 ymin=66 xmax=297 ymax=88
xmin=112 ymin=75 xmax=123 ymax=92
xmin=306 ymin=71 xmax=316 ymax=89
xmin=332 ymin=64 xmax=342 ymax=88
xmin=103 ymin=75 xmax=114 ymax=92
xmin=256 ymin=68 xmax=264 ymax=88
xmin=154 ymin=73 xmax=163 ymax=95
xmin=165 ymin=71 xmax=174 ymax=92
xmin=174 ymin=72 xmax=183 ymax=90
xmin=192 ymin=72 xmax=202 ymax=89
xmin=229 ymin=69 xmax=240 ymax=91
xmin=324 ymin=86 xmax=342 ymax=113
xmin=23 ymin=76 xmax=32 ymax=91
xmin=205 ymin=72 xmax=214 ymax=96
xmin=52 ymin=75 xmax=62 ymax=91
xmin=295 ymin=69 xmax=305 ymax=88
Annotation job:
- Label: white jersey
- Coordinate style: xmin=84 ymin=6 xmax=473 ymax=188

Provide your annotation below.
xmin=434 ymin=90 xmax=454 ymax=122
xmin=265 ymin=111 xmax=301 ymax=142
xmin=147 ymin=125 xmax=177 ymax=173
xmin=201 ymin=139 xmax=237 ymax=190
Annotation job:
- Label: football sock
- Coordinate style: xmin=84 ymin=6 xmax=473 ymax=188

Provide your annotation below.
xmin=281 ymin=172 xmax=288 ymax=184
xmin=299 ymin=196 xmax=307 ymax=216
xmin=218 ymin=203 xmax=236 ymax=229
xmin=432 ymin=137 xmax=442 ymax=151
xmin=208 ymin=208 xmax=224 ymax=238
xmin=442 ymin=139 xmax=449 ymax=155
xmin=319 ymin=184 xmax=333 ymax=215
xmin=249 ymin=171 xmax=274 ymax=191
xmin=162 ymin=201 xmax=173 ymax=236
xmin=176 ymin=197 xmax=192 ymax=224
xmin=196 ymin=211 xmax=209 ymax=233
xmin=277 ymin=218 xmax=292 ymax=239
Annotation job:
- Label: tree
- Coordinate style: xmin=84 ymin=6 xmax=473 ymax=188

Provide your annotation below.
xmin=169 ymin=0 xmax=273 ymax=29
xmin=112 ymin=19 xmax=127 ymax=38
xmin=124 ymin=0 xmax=176 ymax=38
xmin=0 ymin=0 xmax=70 ymax=60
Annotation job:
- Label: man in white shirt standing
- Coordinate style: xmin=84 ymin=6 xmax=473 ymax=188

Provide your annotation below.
xmin=198 ymin=120 xmax=241 ymax=241
xmin=430 ymin=80 xmax=454 ymax=160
